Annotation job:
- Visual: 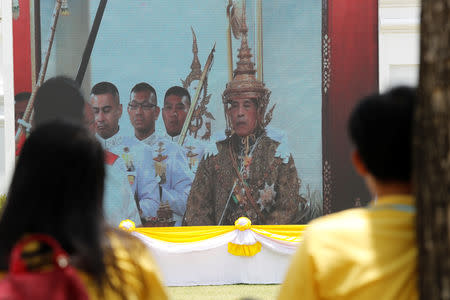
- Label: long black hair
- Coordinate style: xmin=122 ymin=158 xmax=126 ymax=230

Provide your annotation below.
xmin=0 ymin=121 xmax=107 ymax=288
xmin=33 ymin=76 xmax=85 ymax=127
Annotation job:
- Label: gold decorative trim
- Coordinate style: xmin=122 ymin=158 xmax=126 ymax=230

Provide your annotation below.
xmin=323 ymin=160 xmax=332 ymax=214
xmin=322 ymin=34 xmax=331 ymax=94
xmin=181 ymin=28 xmax=215 ymax=140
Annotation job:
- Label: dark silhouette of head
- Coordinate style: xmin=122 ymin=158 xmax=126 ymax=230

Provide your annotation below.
xmin=348 ymin=86 xmax=415 ymax=182
xmin=33 ymin=76 xmax=85 ymax=128
xmin=14 ymin=92 xmax=31 ymax=103
xmin=0 ymin=121 xmax=105 ymax=282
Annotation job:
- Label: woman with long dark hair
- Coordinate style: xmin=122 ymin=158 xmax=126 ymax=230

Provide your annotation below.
xmin=0 ymin=121 xmax=167 ymax=299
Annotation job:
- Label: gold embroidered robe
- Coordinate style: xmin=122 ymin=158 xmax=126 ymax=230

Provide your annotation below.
xmin=183 ymin=134 xmax=307 ymax=225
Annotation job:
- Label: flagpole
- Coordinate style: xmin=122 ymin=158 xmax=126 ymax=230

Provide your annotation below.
xmin=76 ymin=0 xmax=108 ymax=85
xmin=15 ymin=0 xmax=63 ymax=143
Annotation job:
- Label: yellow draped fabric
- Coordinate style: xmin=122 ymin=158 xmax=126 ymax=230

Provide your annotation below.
xmin=135 ymin=224 xmax=306 ymax=243
xmin=122 ymin=217 xmax=306 ymax=257
xmin=251 ymin=226 xmax=307 ymax=243
xmin=136 ymin=225 xmax=234 ymax=243
xmin=228 ymin=242 xmax=262 ymax=256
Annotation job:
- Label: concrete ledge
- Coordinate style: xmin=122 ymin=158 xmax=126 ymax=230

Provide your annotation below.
xmin=380 ymin=0 xmax=420 ymax=8
xmin=380 ymin=19 xmax=420 ymax=33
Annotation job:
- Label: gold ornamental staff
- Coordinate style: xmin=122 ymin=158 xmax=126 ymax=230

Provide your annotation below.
xmin=15 ymin=0 xmax=63 ymax=143
xmin=256 ymin=0 xmax=263 ymax=82
xmin=226 ymin=0 xmax=234 ymax=82
xmin=178 ymin=43 xmax=216 ymax=146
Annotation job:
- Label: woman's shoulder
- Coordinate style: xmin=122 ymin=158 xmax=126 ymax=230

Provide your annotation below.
xmin=100 ymin=229 xmax=168 ymax=299
xmin=106 ymin=229 xmax=166 ymax=281
xmin=106 ymin=229 xmax=154 ymax=264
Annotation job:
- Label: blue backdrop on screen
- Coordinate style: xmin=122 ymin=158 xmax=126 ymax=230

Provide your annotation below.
xmin=41 ymin=0 xmax=323 ymax=216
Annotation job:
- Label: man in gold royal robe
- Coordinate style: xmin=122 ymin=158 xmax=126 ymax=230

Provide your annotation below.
xmin=183 ymin=17 xmax=308 ymax=226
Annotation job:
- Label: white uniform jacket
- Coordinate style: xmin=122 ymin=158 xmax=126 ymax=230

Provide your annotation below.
xmin=164 ymin=133 xmax=212 ymax=175
xmin=100 ymin=132 xmax=193 ymax=226
xmin=103 ymin=151 xmax=142 ymax=227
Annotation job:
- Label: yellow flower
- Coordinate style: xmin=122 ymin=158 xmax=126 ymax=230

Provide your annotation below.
xmin=234 ymin=216 xmax=252 ymax=231
xmin=119 ymin=219 xmax=136 ymax=232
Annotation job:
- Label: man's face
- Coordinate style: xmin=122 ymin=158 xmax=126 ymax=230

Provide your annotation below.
xmin=128 ymin=90 xmax=159 ymax=135
xmin=162 ymin=94 xmax=189 ymax=137
xmin=227 ymin=97 xmax=258 ymax=137
xmin=90 ymin=93 xmax=122 ymax=139
xmin=14 ymin=100 xmax=29 ymax=132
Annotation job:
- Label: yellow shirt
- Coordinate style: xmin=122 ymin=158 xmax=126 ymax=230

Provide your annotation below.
xmin=278 ymin=194 xmax=417 ymax=300
xmin=0 ymin=231 xmax=168 ymax=300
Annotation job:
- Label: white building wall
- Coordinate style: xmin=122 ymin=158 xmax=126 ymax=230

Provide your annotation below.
xmin=0 ymin=1 xmax=4 ymax=194
xmin=1 ymin=0 xmax=16 ymax=194
xmin=379 ymin=0 xmax=420 ymax=91
xmin=0 ymin=1 xmax=422 ymax=194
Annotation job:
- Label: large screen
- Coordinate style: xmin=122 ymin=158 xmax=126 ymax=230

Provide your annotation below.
xmin=13 ymin=0 xmax=377 ymax=227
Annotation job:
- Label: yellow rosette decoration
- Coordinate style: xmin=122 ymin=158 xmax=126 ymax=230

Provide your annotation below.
xmin=228 ymin=217 xmax=262 ymax=257
xmin=119 ymin=219 xmax=136 ymax=233
xmin=234 ymin=217 xmax=252 ymax=231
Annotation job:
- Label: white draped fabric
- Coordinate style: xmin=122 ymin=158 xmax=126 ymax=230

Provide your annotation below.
xmin=143 ymin=240 xmax=295 ymax=286
xmin=131 ymin=222 xmax=303 ymax=286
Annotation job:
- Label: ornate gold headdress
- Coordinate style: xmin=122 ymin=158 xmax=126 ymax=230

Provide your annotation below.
xmin=223 ymin=1 xmax=273 ymax=137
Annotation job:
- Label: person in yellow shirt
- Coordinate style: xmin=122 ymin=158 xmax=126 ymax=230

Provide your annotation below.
xmin=278 ymin=86 xmax=417 ymax=300
xmin=0 ymin=121 xmax=168 ymax=300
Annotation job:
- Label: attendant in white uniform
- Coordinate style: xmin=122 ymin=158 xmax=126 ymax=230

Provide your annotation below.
xmin=161 ymin=86 xmax=210 ymax=174
xmin=127 ymin=83 xmax=193 ymax=225
xmin=103 ymin=150 xmax=142 ymax=227
xmin=89 ymin=82 xmax=142 ymax=226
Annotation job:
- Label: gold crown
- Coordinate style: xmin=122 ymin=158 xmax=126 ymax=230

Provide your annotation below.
xmin=222 ymin=15 xmax=270 ymax=107
xmin=222 ymin=2 xmax=272 ymax=136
